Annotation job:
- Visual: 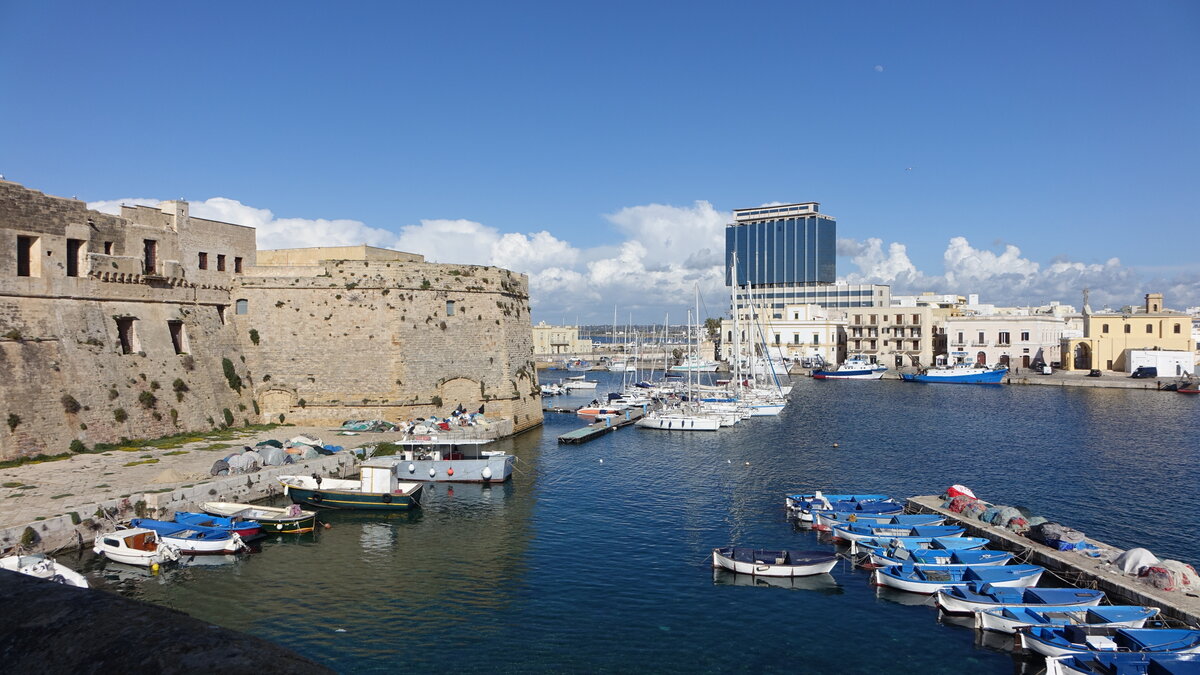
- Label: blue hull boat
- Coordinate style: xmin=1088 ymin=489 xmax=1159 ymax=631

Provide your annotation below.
xmin=812 ymin=511 xmax=943 ymax=531
xmin=936 ymin=584 xmax=1107 ymax=614
xmin=785 ymin=492 xmax=894 ymax=521
xmin=850 ymin=536 xmax=990 ymax=556
xmin=129 ymin=518 xmax=247 ymax=555
xmin=868 ymin=547 xmax=1014 ymax=568
xmin=173 ymin=511 xmax=262 ymax=538
xmin=1020 ymin=626 xmax=1200 ymax=658
xmin=874 ymin=562 xmax=1044 ymax=594
xmin=832 ymin=523 xmax=965 ymax=542
xmin=976 ymin=605 xmax=1160 ymax=634
xmin=901 ymin=365 xmax=1008 ymax=384
xmin=1046 ymin=652 xmax=1200 ymax=675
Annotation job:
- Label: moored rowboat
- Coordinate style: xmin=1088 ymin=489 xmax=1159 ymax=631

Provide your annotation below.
xmin=201 ymin=501 xmax=318 ymax=534
xmin=711 ymin=547 xmax=839 ymax=577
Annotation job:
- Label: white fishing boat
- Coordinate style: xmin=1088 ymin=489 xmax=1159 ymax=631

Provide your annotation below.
xmin=201 ymin=501 xmax=319 ymax=534
xmin=812 ymin=355 xmax=888 ymax=380
xmin=712 ymin=547 xmax=838 ymax=577
xmin=370 ymin=438 xmax=514 ymax=483
xmin=92 ymin=528 xmax=181 ymax=567
xmin=975 ymin=605 xmax=1160 ymax=635
xmin=0 ymin=553 xmax=89 ymax=588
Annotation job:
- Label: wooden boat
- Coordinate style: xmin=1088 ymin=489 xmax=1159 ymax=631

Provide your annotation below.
xmin=173 ymin=511 xmax=262 ymax=538
xmin=1046 ymin=652 xmax=1200 ymax=675
xmin=872 ymin=562 xmax=1043 ymax=594
xmin=92 ymin=528 xmax=181 ymax=567
xmin=0 ymin=553 xmax=89 ymax=588
xmin=279 ymin=466 xmax=423 ymax=510
xmin=936 ymin=585 xmax=1106 ymax=615
xmin=784 ymin=492 xmax=894 ymax=521
xmin=831 ymin=523 xmax=964 ymax=543
xmin=130 ymin=518 xmax=247 ymax=555
xmin=849 ymin=536 xmax=990 ymax=557
xmin=1020 ymin=626 xmax=1200 ymax=658
xmin=867 ymin=547 xmax=1014 ymax=568
xmin=1178 ymin=386 xmax=1200 ymax=395
xmin=711 ymin=547 xmax=838 ymax=577
xmin=811 ymin=511 xmax=944 ymax=532
xmin=975 ymin=605 xmax=1160 ymax=634
xmin=201 ymin=502 xmax=318 ymax=534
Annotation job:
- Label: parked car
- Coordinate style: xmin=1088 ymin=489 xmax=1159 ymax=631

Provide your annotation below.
xmin=1131 ymin=366 xmax=1158 ymax=378
xmin=1087 ymin=369 xmax=1102 ymax=377
xmin=1031 ymin=361 xmax=1052 ymax=375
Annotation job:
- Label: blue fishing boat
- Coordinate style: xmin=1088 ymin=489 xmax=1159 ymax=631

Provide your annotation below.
xmin=279 ymin=466 xmax=423 ymax=510
xmin=867 ymin=547 xmax=1014 ymax=568
xmin=1045 ymin=652 xmax=1200 ymax=675
xmin=936 ymin=584 xmax=1107 ymax=614
xmin=850 ymin=536 xmax=990 ymax=556
xmin=900 ymin=363 xmax=1008 ymax=384
xmin=976 ymin=605 xmax=1160 ymax=634
xmin=1020 ymin=626 xmax=1200 ymax=658
xmin=873 ymin=562 xmax=1043 ymax=594
xmin=831 ymin=523 xmax=965 ymax=543
xmin=811 ymin=511 xmax=944 ymax=532
xmin=129 ymin=518 xmax=247 ymax=555
xmin=784 ymin=492 xmax=895 ymax=521
xmin=812 ymin=355 xmax=887 ymax=380
xmin=172 ymin=511 xmax=262 ymax=538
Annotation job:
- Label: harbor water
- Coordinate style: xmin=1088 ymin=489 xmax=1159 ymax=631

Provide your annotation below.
xmin=69 ymin=372 xmax=1199 ymax=673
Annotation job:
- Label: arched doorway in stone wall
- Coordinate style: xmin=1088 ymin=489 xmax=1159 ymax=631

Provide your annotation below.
xmin=1073 ymin=343 xmax=1091 ymax=370
xmin=976 ymin=351 xmax=987 ymax=365
xmin=437 ymin=377 xmax=482 ymax=414
xmin=260 ymin=389 xmax=297 ymax=421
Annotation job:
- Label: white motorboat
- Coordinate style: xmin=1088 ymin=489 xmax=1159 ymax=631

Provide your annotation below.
xmin=712 ymin=547 xmax=839 ymax=577
xmin=92 ymin=528 xmax=181 ymax=567
xmin=0 ymin=553 xmax=89 ymax=588
xmin=564 ymin=379 xmax=598 ymax=390
xmin=635 ymin=410 xmax=720 ymax=431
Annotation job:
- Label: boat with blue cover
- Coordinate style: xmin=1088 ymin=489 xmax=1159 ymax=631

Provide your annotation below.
xmin=831 ymin=523 xmax=965 ymax=543
xmin=1045 ymin=652 xmax=1200 ymax=675
xmin=129 ymin=518 xmax=247 ymax=555
xmin=975 ymin=605 xmax=1161 ymax=634
xmin=784 ymin=492 xmax=895 ymax=521
xmin=849 ymin=536 xmax=989 ymax=556
xmin=867 ymin=547 xmax=1014 ymax=569
xmin=711 ymin=547 xmax=839 ymax=577
xmin=172 ymin=511 xmax=262 ymax=538
xmin=1020 ymin=626 xmax=1200 ymax=658
xmin=936 ymin=584 xmax=1107 ymax=614
xmin=812 ymin=356 xmax=888 ymax=380
xmin=811 ymin=511 xmax=944 ymax=532
xmin=900 ymin=363 xmax=1008 ymax=384
xmin=872 ymin=562 xmax=1044 ymax=594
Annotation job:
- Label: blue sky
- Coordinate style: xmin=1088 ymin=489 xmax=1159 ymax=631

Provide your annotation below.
xmin=2 ymin=2 xmax=1198 ymax=321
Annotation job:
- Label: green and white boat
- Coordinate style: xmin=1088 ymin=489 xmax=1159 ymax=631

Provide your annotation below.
xmin=279 ymin=466 xmax=423 ymax=510
xmin=200 ymin=501 xmax=319 ymax=534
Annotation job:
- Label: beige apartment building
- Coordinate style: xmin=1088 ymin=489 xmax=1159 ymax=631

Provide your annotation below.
xmin=531 ymin=322 xmax=591 ymax=356
xmin=941 ymin=315 xmax=1066 ymax=369
xmin=721 ymin=304 xmax=846 ymax=366
xmin=845 ymin=307 xmax=939 ymax=368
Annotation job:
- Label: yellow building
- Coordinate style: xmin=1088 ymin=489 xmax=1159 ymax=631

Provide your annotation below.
xmin=531 ymin=322 xmax=591 ymax=356
xmin=1061 ymin=293 xmax=1196 ymax=371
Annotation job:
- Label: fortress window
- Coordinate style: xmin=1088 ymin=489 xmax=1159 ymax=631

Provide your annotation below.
xmin=235 ymin=299 xmax=248 ymax=315
xmin=116 ymin=317 xmax=139 ymax=354
xmin=168 ymin=321 xmax=188 ymax=354
xmin=446 ymin=300 xmax=455 ymax=316
xmin=234 ymin=257 xmax=243 ymax=273
xmin=66 ymin=239 xmax=84 ymax=277
xmin=198 ymin=252 xmax=208 ymax=270
xmin=217 ymin=305 xmax=228 ymax=324
xmin=143 ymin=239 xmax=158 ymax=275
xmin=217 ymin=254 xmax=226 ymax=272
xmin=16 ymin=235 xmax=40 ymax=277
xmin=103 ymin=242 xmax=113 ymax=255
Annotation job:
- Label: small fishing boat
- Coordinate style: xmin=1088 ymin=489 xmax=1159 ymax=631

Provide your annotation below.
xmin=130 ymin=519 xmax=247 ymax=555
xmin=711 ymin=547 xmax=839 ymax=577
xmin=831 ymin=523 xmax=965 ymax=543
xmin=867 ymin=547 xmax=1014 ymax=569
xmin=565 ymin=359 xmax=592 ymax=372
xmin=279 ymin=467 xmax=423 ymax=510
xmin=173 ymin=511 xmax=262 ymax=538
xmin=849 ymin=536 xmax=990 ymax=556
xmin=92 ymin=528 xmax=181 ymax=567
xmin=872 ymin=562 xmax=1043 ymax=594
xmin=812 ymin=356 xmax=887 ymax=380
xmin=1177 ymin=385 xmax=1200 ymax=395
xmin=1045 ymin=652 xmax=1200 ymax=675
xmin=811 ymin=511 xmax=944 ymax=532
xmin=901 ymin=363 xmax=1008 ymax=384
xmin=1020 ymin=626 xmax=1200 ymax=658
xmin=0 ymin=553 xmax=89 ymax=588
xmin=784 ymin=492 xmax=895 ymax=521
xmin=201 ymin=502 xmax=318 ymax=534
xmin=936 ymin=585 xmax=1106 ymax=615
xmin=975 ymin=605 xmax=1160 ymax=634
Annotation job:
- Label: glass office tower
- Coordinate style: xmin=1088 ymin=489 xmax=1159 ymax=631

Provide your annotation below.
xmin=726 ymin=202 xmax=836 ymax=286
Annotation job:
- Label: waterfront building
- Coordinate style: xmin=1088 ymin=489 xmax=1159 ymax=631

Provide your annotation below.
xmin=940 ymin=315 xmax=1066 ymax=369
xmin=531 ymin=322 xmax=591 ymax=357
xmin=719 ymin=304 xmax=845 ymax=366
xmin=845 ymin=307 xmax=939 ymax=368
xmin=1061 ymin=293 xmax=1196 ymax=372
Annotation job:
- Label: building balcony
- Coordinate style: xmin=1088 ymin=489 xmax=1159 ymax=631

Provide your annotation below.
xmin=970 ymin=341 xmax=989 ymax=347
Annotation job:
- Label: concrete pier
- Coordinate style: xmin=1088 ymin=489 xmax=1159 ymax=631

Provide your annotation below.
xmin=907 ymin=495 xmax=1200 ymax=626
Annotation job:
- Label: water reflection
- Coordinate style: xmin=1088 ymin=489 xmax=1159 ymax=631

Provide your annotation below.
xmin=711 ymin=568 xmax=842 ymax=594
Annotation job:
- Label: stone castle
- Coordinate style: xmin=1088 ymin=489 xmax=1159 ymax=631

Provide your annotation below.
xmin=0 ymin=180 xmax=541 ymax=460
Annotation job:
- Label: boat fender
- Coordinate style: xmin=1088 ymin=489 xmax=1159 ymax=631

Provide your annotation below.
xmin=311 ymin=493 xmax=323 ymax=503
xmin=382 ymin=494 xmax=393 ymax=504
xmin=447 ymin=467 xmax=454 ymax=476
xmin=408 ymin=463 xmax=416 ymax=474
xmin=429 ymin=467 xmax=436 ymax=477
xmin=481 ymin=466 xmax=493 ymax=480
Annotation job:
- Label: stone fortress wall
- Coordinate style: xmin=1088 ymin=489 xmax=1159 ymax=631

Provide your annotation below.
xmin=0 ymin=180 xmax=541 ymax=460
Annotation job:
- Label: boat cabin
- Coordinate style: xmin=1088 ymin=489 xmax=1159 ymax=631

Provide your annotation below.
xmin=389 ymin=439 xmax=502 ymax=462
xmin=102 ymin=530 xmax=159 ymax=552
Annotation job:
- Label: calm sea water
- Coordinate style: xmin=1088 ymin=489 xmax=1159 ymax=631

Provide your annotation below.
xmin=71 ymin=372 xmax=1199 ymax=673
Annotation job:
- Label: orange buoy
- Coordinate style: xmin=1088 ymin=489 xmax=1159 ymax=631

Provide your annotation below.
xmin=447 ymin=467 xmax=454 ymax=476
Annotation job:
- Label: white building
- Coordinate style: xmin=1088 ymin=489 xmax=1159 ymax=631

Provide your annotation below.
xmin=941 ymin=314 xmax=1066 ymax=369
xmin=720 ymin=304 xmax=845 ymax=367
xmin=531 ymin=322 xmax=591 ymax=356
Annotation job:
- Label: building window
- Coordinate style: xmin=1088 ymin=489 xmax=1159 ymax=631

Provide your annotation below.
xmin=234 ymin=257 xmax=243 ymax=273
xmin=168 ymin=321 xmax=188 ymax=354
xmin=812 ymin=334 xmax=819 ymax=345
xmin=774 ymin=334 xmax=781 ymax=345
xmin=1175 ymin=323 xmax=1182 ymax=334
xmin=217 ymin=254 xmax=226 ymax=272
xmin=956 ymin=332 xmax=963 ymax=343
xmin=727 ymin=331 xmax=732 ymax=342
xmin=1146 ymin=324 xmax=1153 ymax=334
xmin=103 ymin=241 xmax=113 ymax=255
xmin=115 ymin=317 xmax=139 ymax=354
xmin=998 ymin=331 xmax=1010 ymax=345
xmin=912 ymin=314 xmax=920 ymax=324
xmin=793 ymin=334 xmax=799 ymax=344
xmin=1020 ymin=331 xmax=1030 ymax=341
xmin=235 ymin=299 xmax=248 ymax=315
xmin=1124 ymin=325 xmax=1131 ymax=334
xmin=1102 ymin=324 xmax=1109 ymax=334
xmin=217 ymin=305 xmax=227 ymax=325
xmin=198 ymin=252 xmax=208 ymax=270
xmin=446 ymin=300 xmax=455 ymax=316
xmin=16 ymin=235 xmax=40 ymax=277
xmin=66 ymin=238 xmax=85 ymax=277
xmin=978 ymin=331 xmax=985 ymax=344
